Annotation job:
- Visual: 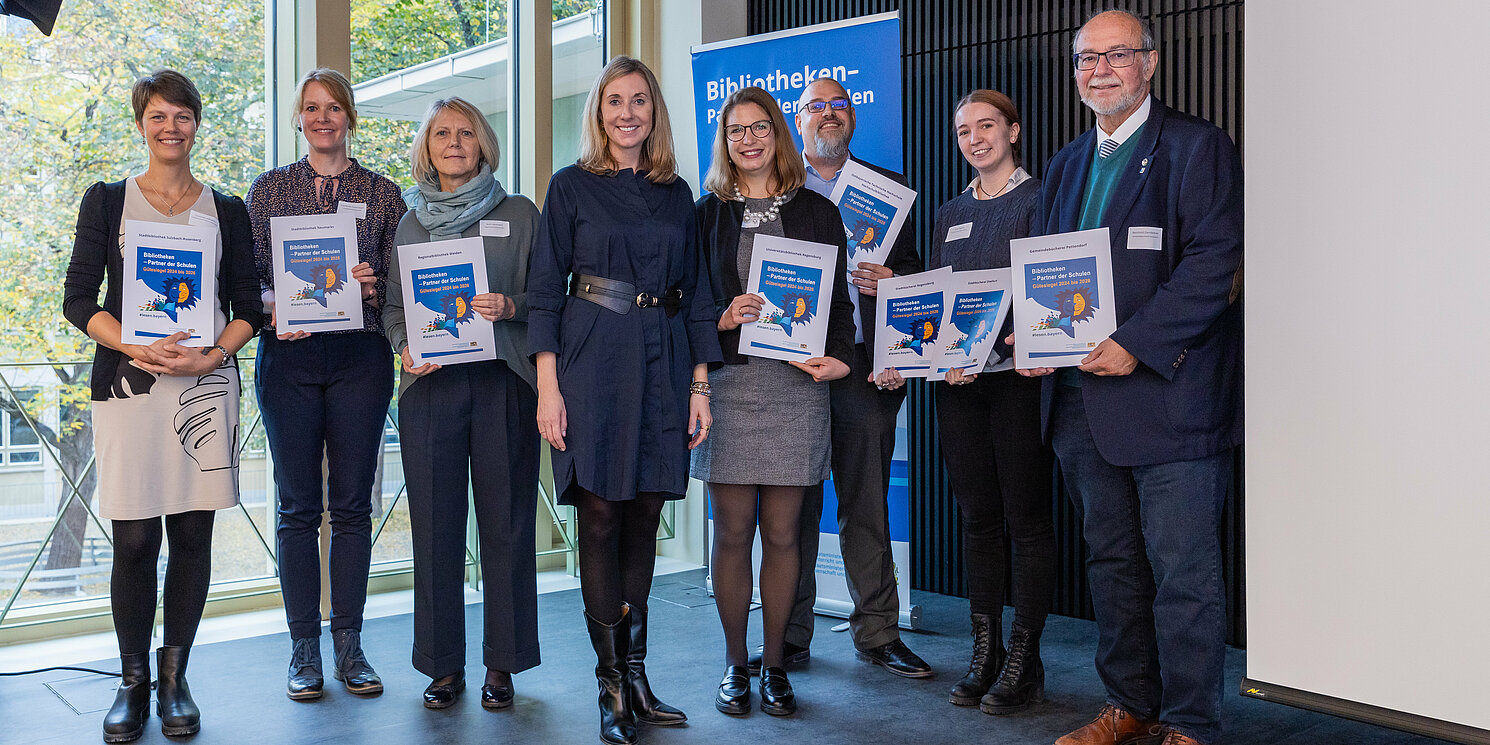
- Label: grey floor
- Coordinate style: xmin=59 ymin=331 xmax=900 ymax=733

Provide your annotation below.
xmin=1 ymin=569 xmax=1454 ymax=745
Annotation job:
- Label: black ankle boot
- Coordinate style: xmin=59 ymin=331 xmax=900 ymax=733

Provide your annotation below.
xmin=331 ymin=628 xmax=383 ymax=694
xmin=980 ymin=623 xmax=1045 ymax=714
xmin=102 ymin=652 xmax=151 ymax=743
xmin=625 ymin=605 xmax=686 ymax=725
xmin=156 ymin=646 xmax=200 ymax=737
xmin=585 ymin=608 xmax=637 ymax=745
xmin=949 ymin=612 xmax=1004 ymax=706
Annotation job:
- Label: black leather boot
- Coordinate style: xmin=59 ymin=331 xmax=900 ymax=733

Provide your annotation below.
xmin=625 ymin=605 xmax=686 ymax=725
xmin=155 ymin=646 xmax=200 ymax=737
xmin=585 ymin=608 xmax=637 ymax=745
xmin=980 ymin=623 xmax=1045 ymax=714
xmin=331 ymin=628 xmax=383 ymax=694
xmin=949 ymin=612 xmax=1004 ymax=706
xmin=102 ymin=652 xmax=151 ymax=743
xmin=286 ymin=636 xmax=323 ymax=700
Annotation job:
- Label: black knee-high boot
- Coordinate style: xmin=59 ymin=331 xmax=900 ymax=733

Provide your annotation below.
xmin=586 ymin=608 xmax=636 ymax=745
xmin=626 ymin=605 xmax=686 ymax=725
xmin=102 ymin=652 xmax=151 ymax=743
xmin=156 ymin=645 xmax=201 ymax=736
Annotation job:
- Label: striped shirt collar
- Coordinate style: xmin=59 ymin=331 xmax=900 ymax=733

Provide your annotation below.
xmin=1095 ymin=95 xmax=1152 ymax=153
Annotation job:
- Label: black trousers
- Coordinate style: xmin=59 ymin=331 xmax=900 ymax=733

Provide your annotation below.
xmin=257 ymin=331 xmax=393 ymax=639
xmin=935 ymin=372 xmax=1056 ymax=629
xmin=401 ymin=359 xmax=541 ymax=678
xmin=786 ymin=343 xmax=905 ymax=651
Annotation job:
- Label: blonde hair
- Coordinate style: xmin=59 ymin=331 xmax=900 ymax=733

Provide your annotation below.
xmin=703 ymin=86 xmax=805 ymax=199
xmin=409 ymin=97 xmax=502 ymax=189
xmin=576 ymin=56 xmax=677 ymax=184
xmin=292 ymin=67 xmax=358 ymax=135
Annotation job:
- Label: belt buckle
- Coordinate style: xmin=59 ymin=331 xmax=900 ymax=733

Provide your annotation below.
xmin=635 ymin=292 xmax=655 ymax=308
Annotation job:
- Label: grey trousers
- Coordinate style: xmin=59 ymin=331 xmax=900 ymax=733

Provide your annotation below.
xmin=785 ymin=344 xmax=905 ymax=651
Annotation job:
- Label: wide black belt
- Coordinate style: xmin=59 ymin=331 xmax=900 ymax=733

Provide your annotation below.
xmin=570 ymin=274 xmax=682 ymax=317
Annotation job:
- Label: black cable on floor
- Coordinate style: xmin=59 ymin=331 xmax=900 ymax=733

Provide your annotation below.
xmin=0 ymin=666 xmax=121 ymax=677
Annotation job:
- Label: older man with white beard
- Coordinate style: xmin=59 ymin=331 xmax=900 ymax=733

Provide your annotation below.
xmin=1025 ymin=10 xmax=1244 ymax=745
xmin=744 ymin=76 xmax=930 ymax=681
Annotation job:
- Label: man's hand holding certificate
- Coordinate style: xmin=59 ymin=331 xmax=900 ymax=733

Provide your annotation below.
xmin=1010 ymin=227 xmax=1117 ymax=369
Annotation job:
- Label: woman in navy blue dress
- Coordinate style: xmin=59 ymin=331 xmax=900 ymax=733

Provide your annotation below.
xmin=527 ymin=56 xmax=721 ymax=745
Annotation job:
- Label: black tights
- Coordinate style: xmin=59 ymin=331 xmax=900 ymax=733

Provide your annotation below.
xmin=110 ymin=511 xmax=215 ymax=654
xmin=708 ymin=483 xmax=804 ymax=668
xmin=573 ymin=489 xmax=667 ymax=625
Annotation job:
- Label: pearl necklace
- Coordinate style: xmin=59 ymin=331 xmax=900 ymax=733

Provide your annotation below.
xmin=735 ymin=186 xmax=788 ymax=225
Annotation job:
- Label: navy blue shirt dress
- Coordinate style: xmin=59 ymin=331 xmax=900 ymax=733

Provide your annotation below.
xmin=528 ymin=165 xmax=722 ymax=503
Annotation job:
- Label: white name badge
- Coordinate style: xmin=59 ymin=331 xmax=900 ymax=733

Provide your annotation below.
xmin=1127 ymin=226 xmax=1163 ymax=250
xmin=480 ymin=219 xmax=510 ymax=238
xmin=945 ymin=222 xmax=973 ymax=242
xmin=337 ymin=201 xmax=368 ymax=219
xmin=188 ymin=210 xmax=219 ymax=229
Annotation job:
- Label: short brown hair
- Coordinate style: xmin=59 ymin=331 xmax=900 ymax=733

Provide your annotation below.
xmin=410 ymin=97 xmax=502 ymax=189
xmin=293 ymin=67 xmax=358 ymax=134
xmin=953 ymin=89 xmax=1023 ymax=166
xmin=131 ymin=69 xmax=202 ymax=123
xmin=703 ymin=86 xmax=805 ymax=199
xmin=576 ymin=56 xmax=677 ymax=184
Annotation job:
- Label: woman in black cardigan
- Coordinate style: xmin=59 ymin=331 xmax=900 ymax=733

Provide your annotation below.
xmin=62 ymin=70 xmax=263 ymax=743
xmin=691 ymin=86 xmax=855 ymax=717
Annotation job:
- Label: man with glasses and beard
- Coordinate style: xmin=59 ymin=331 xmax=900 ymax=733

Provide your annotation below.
xmin=1024 ymin=10 xmax=1244 ymax=745
xmin=744 ymin=76 xmax=931 ymax=682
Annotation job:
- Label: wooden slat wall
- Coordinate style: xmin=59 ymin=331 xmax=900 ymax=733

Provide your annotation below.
xmin=748 ymin=0 xmax=1246 ymax=645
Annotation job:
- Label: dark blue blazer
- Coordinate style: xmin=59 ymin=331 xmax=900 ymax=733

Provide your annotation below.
xmin=1036 ymin=98 xmax=1244 ymax=466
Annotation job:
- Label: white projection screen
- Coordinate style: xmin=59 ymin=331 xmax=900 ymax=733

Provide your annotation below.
xmin=1243 ymin=2 xmax=1490 ymax=742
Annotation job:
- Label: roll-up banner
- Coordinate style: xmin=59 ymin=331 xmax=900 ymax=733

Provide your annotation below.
xmin=693 ymin=12 xmax=919 ymax=631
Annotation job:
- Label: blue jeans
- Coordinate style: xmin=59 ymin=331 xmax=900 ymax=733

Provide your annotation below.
xmin=1051 ymin=386 xmax=1231 ymax=744
xmin=257 ymin=332 xmax=393 ymax=639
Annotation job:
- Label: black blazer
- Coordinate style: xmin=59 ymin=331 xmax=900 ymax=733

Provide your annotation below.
xmin=63 ymin=179 xmax=266 ymax=401
xmin=695 ymin=187 xmax=856 ymax=367
xmin=846 ymin=155 xmax=924 ymax=351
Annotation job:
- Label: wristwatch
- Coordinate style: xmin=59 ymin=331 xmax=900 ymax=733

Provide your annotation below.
xmin=199 ymin=344 xmax=231 ymax=368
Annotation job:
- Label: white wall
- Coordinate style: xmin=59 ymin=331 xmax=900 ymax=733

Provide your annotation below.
xmin=1245 ymin=0 xmax=1490 ymax=730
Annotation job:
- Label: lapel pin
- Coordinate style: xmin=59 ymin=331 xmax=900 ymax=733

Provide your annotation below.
xmin=1139 ymin=157 xmax=1149 ymax=174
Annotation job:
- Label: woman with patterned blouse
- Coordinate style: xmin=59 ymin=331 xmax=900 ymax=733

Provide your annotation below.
xmin=245 ymin=67 xmax=405 ymax=702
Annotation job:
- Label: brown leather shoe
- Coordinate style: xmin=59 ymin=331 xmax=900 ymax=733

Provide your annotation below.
xmin=1054 ymin=704 xmax=1162 ymax=745
xmin=1157 ymin=728 xmax=1207 ymax=745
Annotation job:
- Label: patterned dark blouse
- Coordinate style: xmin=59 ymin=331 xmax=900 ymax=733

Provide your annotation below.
xmin=246 ymin=156 xmax=406 ymax=335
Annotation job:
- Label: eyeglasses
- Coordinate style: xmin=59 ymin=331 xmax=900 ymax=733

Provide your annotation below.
xmin=724 ymin=119 xmax=773 ymax=141
xmin=1072 ymin=48 xmax=1152 ymax=71
xmin=802 ymin=97 xmax=851 ymax=114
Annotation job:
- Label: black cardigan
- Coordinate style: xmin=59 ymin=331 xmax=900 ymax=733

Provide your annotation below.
xmin=63 ymin=180 xmax=266 ymax=401
xmin=695 ymin=187 xmax=856 ymax=367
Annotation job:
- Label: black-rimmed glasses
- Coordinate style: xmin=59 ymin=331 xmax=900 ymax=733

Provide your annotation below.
xmin=725 ymin=120 xmax=773 ymax=141
xmin=1072 ymin=48 xmax=1152 ymax=70
xmin=802 ymin=97 xmax=851 ymax=114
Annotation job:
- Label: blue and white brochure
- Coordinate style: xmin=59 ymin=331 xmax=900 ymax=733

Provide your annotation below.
xmin=872 ymin=266 xmax=954 ymax=379
xmin=827 ymin=158 xmax=917 ymax=269
xmin=1010 ymin=227 xmax=1116 ymax=368
xmin=121 ymin=219 xmax=218 ymax=347
xmin=397 ymin=237 xmax=495 ymax=367
xmin=270 ymin=213 xmax=364 ymax=332
xmin=934 ymin=267 xmax=1014 ymax=379
xmin=738 ymin=234 xmax=836 ymax=362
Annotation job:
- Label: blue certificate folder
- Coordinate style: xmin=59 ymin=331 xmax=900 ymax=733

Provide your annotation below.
xmin=1023 ymin=255 xmax=1100 ymax=357
xmin=838 ymin=186 xmax=894 ymax=263
xmin=283 ymin=237 xmax=350 ymax=311
xmin=881 ymin=290 xmax=945 ymax=373
xmin=411 ymin=263 xmax=479 ymax=343
xmin=134 ymin=247 xmax=205 ymax=334
xmin=739 ymin=234 xmax=837 ymax=362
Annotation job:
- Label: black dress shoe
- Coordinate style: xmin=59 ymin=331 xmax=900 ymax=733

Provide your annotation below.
xmin=855 ymin=639 xmax=934 ymax=678
xmin=481 ymin=670 xmax=514 ymax=710
xmin=759 ymin=666 xmax=796 ymax=716
xmin=746 ymin=642 xmax=810 ymax=675
xmin=714 ymin=665 xmax=751 ymax=715
xmin=423 ymin=673 xmax=465 ymax=709
xmin=286 ymin=637 xmax=324 ymax=701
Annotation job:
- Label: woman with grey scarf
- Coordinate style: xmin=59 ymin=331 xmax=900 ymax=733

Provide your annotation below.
xmin=383 ymin=96 xmax=542 ymax=710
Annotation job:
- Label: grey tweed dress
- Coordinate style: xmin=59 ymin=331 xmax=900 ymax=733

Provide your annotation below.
xmin=689 ymin=192 xmax=832 ymax=486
